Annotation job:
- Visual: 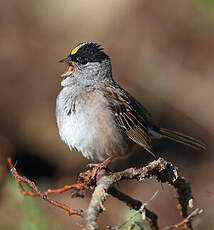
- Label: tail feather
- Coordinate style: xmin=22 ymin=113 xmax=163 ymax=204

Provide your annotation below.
xmin=159 ymin=128 xmax=206 ymax=151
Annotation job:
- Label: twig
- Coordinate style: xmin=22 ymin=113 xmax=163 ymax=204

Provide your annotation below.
xmin=109 ymin=187 xmax=158 ymax=230
xmin=129 ymin=221 xmax=144 ymax=230
xmin=8 ymin=158 xmax=84 ymax=216
xmin=108 ymin=191 xmax=158 ymax=230
xmin=162 ymin=208 xmax=203 ymax=230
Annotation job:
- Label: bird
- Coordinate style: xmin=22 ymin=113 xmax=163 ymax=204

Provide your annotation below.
xmin=56 ymin=42 xmax=205 ymax=170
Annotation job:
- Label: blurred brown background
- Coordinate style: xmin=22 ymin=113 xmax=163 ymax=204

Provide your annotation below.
xmin=0 ymin=0 xmax=213 ymax=229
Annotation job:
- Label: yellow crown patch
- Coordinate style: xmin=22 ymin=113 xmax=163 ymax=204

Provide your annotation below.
xmin=71 ymin=44 xmax=83 ymax=55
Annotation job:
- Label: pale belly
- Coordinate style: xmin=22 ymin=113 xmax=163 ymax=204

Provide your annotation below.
xmin=56 ymin=90 xmax=132 ymax=161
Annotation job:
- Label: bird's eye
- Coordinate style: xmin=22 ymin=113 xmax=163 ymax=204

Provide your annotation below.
xmin=78 ymin=57 xmax=88 ymax=65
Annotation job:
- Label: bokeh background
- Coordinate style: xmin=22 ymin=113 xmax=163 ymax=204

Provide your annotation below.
xmin=0 ymin=0 xmax=214 ymax=229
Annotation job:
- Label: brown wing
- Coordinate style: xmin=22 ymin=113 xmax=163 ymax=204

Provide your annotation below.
xmin=101 ymin=86 xmax=155 ymax=156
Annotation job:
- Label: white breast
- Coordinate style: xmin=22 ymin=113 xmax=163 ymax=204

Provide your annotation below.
xmin=56 ymin=87 xmax=130 ymax=161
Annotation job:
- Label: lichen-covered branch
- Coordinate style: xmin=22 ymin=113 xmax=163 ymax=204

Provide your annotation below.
xmin=83 ymin=176 xmax=112 ymax=230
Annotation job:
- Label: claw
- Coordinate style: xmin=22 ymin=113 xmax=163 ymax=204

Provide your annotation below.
xmin=88 ymin=157 xmax=113 ymax=179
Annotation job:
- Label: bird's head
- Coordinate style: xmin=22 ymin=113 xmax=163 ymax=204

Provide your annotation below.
xmin=59 ymin=42 xmax=112 ymax=87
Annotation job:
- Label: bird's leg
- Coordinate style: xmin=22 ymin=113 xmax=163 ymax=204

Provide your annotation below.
xmin=88 ymin=156 xmax=113 ymax=178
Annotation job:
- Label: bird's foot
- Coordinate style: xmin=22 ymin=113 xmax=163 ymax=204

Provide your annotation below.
xmin=88 ymin=156 xmax=113 ymax=179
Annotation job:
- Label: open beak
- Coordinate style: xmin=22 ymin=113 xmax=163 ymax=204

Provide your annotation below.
xmin=58 ymin=56 xmax=75 ymax=78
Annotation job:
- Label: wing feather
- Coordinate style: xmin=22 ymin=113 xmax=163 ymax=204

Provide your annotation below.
xmin=101 ymin=86 xmax=154 ymax=155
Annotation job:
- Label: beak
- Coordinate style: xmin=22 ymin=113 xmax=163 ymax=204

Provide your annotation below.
xmin=59 ymin=55 xmax=75 ymax=78
xmin=58 ymin=55 xmax=72 ymax=63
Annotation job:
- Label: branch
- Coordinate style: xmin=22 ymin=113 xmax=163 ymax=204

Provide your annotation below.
xmin=8 ymin=157 xmax=202 ymax=230
xmin=82 ymin=158 xmax=195 ymax=230
xmin=111 ymin=158 xmax=194 ymax=224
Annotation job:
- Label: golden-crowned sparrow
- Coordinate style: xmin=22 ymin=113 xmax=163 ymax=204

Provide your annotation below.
xmin=56 ymin=42 xmax=205 ymax=164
